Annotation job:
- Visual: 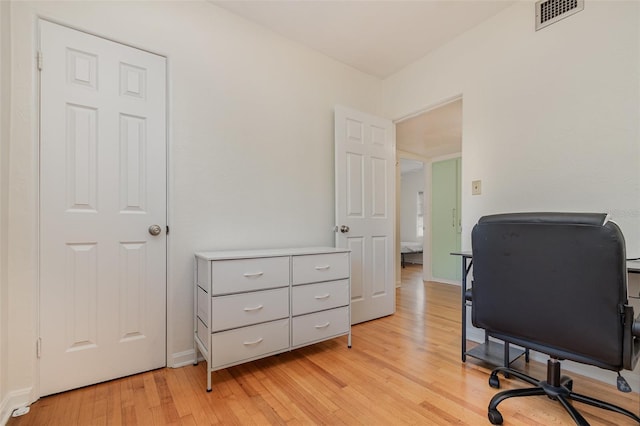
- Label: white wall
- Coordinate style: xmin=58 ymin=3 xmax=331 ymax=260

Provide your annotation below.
xmin=400 ymin=169 xmax=425 ymax=243
xmin=3 ymin=0 xmax=381 ymax=408
xmin=382 ymin=1 xmax=640 ymax=256
xmin=382 ymin=0 xmax=640 ymax=389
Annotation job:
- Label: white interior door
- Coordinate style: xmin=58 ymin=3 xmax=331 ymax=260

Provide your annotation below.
xmin=39 ymin=20 xmax=167 ymax=396
xmin=335 ymin=106 xmax=395 ymax=324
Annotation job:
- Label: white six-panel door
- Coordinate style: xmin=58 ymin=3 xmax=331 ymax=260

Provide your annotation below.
xmin=335 ymin=106 xmax=396 ymax=324
xmin=39 ymin=20 xmax=167 ymax=396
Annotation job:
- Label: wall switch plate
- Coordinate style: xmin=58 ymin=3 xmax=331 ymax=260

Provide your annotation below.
xmin=472 ymin=180 xmax=482 ymax=195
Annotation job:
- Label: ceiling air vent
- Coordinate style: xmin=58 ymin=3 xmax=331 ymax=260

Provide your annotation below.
xmin=535 ymin=0 xmax=584 ymax=31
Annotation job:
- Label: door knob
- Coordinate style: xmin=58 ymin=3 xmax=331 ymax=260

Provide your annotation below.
xmin=148 ymin=225 xmax=162 ymax=236
xmin=340 ymin=225 xmax=350 ymax=233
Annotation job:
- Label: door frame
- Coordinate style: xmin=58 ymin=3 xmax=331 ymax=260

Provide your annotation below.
xmin=34 ymin=18 xmax=171 ymax=397
xmin=393 ymin=94 xmax=463 ymax=285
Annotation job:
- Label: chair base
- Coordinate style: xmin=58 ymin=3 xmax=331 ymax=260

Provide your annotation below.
xmin=486 ymin=360 xmax=640 ymax=426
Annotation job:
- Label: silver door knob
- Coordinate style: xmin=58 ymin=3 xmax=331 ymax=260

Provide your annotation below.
xmin=148 ymin=225 xmax=162 ymax=236
xmin=340 ymin=225 xmax=350 ymax=233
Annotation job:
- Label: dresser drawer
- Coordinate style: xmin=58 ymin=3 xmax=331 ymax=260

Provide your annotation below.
xmin=211 ymin=256 xmax=289 ymax=295
xmin=292 ymin=252 xmax=349 ymax=285
xmin=211 ymin=287 xmax=289 ymax=332
xmin=292 ymin=279 xmax=349 ymax=316
xmin=211 ymin=319 xmax=290 ymax=368
xmin=292 ymin=306 xmax=349 ymax=347
xmin=196 ymin=285 xmax=209 ymax=326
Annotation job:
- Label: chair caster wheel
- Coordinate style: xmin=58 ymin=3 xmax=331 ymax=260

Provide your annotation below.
xmin=489 ymin=374 xmax=500 ymax=389
xmin=488 ymin=409 xmax=503 ymax=425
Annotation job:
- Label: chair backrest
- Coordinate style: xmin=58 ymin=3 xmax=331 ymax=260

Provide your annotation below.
xmin=471 ymin=213 xmax=628 ymax=371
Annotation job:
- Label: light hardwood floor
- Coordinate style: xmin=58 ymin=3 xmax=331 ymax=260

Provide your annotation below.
xmin=8 ymin=264 xmax=639 ymax=425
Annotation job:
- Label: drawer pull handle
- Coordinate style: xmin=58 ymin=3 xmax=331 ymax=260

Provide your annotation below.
xmin=315 ymin=322 xmax=330 ymax=329
xmin=243 ymin=272 xmax=264 ymax=278
xmin=243 ymin=305 xmax=264 ymax=312
xmin=314 ymin=294 xmax=330 ymax=300
xmin=243 ymin=337 xmax=264 ymax=346
xmin=315 ymin=265 xmax=331 ymax=270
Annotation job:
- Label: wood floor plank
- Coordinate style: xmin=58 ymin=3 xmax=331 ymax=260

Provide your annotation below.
xmin=180 ymin=367 xmax=223 ymax=425
xmin=8 ymin=265 xmax=639 ymax=425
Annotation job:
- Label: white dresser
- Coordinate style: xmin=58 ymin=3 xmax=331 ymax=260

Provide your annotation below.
xmin=194 ymin=247 xmax=351 ymax=391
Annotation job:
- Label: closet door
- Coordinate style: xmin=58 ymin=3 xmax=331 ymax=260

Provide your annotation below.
xmin=431 ymin=157 xmax=461 ymax=282
xmin=39 ymin=20 xmax=167 ymax=396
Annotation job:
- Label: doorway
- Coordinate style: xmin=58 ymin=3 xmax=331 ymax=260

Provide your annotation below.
xmin=396 ymin=97 xmax=462 ymax=284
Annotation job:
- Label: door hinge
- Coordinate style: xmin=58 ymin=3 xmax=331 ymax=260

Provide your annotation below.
xmin=37 ymin=51 xmax=43 ymax=71
xmin=166 ymin=225 xmax=170 ymax=235
xmin=36 ymin=337 xmax=42 ymax=358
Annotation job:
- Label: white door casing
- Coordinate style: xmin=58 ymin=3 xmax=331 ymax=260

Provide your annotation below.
xmin=39 ymin=20 xmax=167 ymax=396
xmin=335 ymin=106 xmax=396 ymax=324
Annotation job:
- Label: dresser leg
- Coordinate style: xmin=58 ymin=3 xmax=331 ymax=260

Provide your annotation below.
xmin=193 ymin=332 xmax=199 ymax=365
xmin=348 ymin=331 xmax=352 ymax=348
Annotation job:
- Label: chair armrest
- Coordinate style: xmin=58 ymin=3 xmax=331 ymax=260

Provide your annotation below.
xmin=622 ymin=305 xmax=640 ymax=370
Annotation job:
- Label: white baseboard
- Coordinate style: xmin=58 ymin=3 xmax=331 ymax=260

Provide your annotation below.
xmin=431 ymin=278 xmax=461 ymax=286
xmin=170 ymin=349 xmax=199 ymax=368
xmin=0 ymin=388 xmax=32 ymax=426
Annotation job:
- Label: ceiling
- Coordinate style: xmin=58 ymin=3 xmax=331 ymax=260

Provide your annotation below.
xmin=210 ymin=0 xmax=513 ymax=79
xmin=211 ymin=1 xmax=504 ymax=159
xmin=396 ymin=98 xmax=462 ymax=159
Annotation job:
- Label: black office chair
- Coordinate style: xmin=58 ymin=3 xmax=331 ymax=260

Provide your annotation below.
xmin=471 ymin=213 xmax=640 ymax=425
